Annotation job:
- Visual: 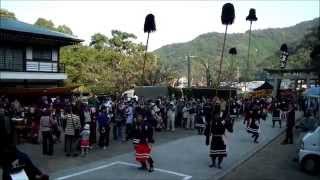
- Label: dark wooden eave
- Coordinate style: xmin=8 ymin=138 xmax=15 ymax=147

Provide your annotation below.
xmin=0 ymin=29 xmax=82 ymax=47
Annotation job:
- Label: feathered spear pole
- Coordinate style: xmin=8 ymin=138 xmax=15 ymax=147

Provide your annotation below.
xmin=142 ymin=14 xmax=156 ymax=85
xmin=216 ymin=3 xmax=235 ymax=88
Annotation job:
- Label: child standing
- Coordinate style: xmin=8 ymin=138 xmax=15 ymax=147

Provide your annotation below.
xmin=80 ymin=124 xmax=90 ymax=156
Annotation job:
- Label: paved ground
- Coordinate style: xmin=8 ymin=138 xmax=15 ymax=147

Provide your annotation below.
xmin=222 ymin=129 xmax=320 ymax=180
xmin=17 ymin=127 xmax=195 ymax=174
xmin=50 ymin=113 xmax=299 ymax=180
xmin=6 ymin=111 xmax=307 ymax=180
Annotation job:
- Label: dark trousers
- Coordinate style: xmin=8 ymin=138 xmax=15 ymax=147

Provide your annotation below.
xmin=176 ymin=112 xmax=182 ymax=128
xmin=272 ymin=120 xmax=282 ymax=128
xmin=252 ymin=132 xmax=259 ymax=142
xmin=211 ymin=156 xmax=224 ymax=166
xmin=99 ymin=126 xmax=110 ymax=147
xmin=284 ymin=126 xmax=293 ymax=143
xmin=42 ymin=131 xmax=53 ymax=155
xmin=125 ymin=123 xmax=133 ymax=140
xmin=89 ymin=122 xmax=96 ymax=145
xmin=183 ymin=118 xmax=187 ymax=128
xmin=113 ymin=123 xmax=123 ymax=141
xmin=65 ymin=135 xmax=77 ymax=155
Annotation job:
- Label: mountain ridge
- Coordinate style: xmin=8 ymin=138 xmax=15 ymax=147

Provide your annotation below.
xmin=153 ymin=17 xmax=319 ymax=82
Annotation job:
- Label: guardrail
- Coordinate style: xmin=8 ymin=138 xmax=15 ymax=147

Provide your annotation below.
xmin=0 ymin=60 xmax=65 ymax=73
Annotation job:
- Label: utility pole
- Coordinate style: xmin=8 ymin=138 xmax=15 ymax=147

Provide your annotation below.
xmin=187 ymin=55 xmax=191 ymax=88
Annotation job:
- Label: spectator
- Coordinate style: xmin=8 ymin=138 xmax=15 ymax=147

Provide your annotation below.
xmin=125 ymin=103 xmax=134 ymax=140
xmin=166 ymin=102 xmax=176 ymax=131
xmin=64 ymin=107 xmax=81 ymax=157
xmin=182 ymin=103 xmax=189 ymax=129
xmin=114 ymin=101 xmax=126 ymax=142
xmin=0 ymin=105 xmax=15 ymax=148
xmin=39 ymin=109 xmax=54 ymax=156
xmin=97 ymin=107 xmax=110 ymax=149
xmin=282 ymin=103 xmax=295 ymax=145
xmin=80 ymin=124 xmax=90 ymax=156
xmin=187 ymin=103 xmax=196 ymax=130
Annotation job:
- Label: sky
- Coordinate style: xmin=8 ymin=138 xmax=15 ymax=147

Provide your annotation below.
xmin=1 ymin=0 xmax=319 ymax=51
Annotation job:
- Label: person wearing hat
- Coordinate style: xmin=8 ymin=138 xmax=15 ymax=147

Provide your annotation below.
xmin=80 ymin=124 xmax=90 ymax=156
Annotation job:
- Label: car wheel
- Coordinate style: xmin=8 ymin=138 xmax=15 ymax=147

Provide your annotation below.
xmin=301 ymin=155 xmax=320 ymax=175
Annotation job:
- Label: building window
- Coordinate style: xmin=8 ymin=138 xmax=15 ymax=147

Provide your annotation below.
xmin=0 ymin=47 xmax=23 ymax=71
xmin=33 ymin=47 xmax=52 ymax=61
xmin=52 ymin=49 xmax=58 ymax=61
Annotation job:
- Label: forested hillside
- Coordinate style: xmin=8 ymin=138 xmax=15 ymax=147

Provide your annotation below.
xmin=154 ymin=18 xmax=319 ymax=83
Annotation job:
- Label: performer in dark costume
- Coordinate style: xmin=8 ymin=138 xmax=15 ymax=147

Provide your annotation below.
xmin=205 ymin=104 xmax=233 ymax=169
xmin=132 ymin=112 xmax=154 ymax=172
xmin=247 ymin=108 xmax=261 ymax=143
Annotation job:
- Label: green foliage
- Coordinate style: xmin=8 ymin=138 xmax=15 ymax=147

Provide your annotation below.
xmin=61 ymin=30 xmax=177 ymax=94
xmin=34 ymin=18 xmax=55 ymax=30
xmin=34 ymin=18 xmax=73 ymax=35
xmin=56 ymin=25 xmax=73 ymax=35
xmin=90 ymin=33 xmax=108 ymax=50
xmin=0 ymin=9 xmax=16 ymax=19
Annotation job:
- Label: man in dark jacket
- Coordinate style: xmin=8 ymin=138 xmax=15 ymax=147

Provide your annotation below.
xmin=0 ymin=106 xmax=15 ymax=147
xmin=282 ymin=103 xmax=295 ymax=144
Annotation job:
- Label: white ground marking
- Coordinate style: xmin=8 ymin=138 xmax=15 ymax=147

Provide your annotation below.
xmin=55 ymin=161 xmax=192 ymax=180
xmin=117 ymin=161 xmax=192 ymax=180
xmin=55 ymin=161 xmax=118 ymax=180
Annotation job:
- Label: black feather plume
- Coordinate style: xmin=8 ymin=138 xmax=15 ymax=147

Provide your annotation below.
xmin=280 ymin=44 xmax=288 ymax=52
xmin=246 ymin=8 xmax=258 ymax=21
xmin=229 ymin=47 xmax=237 ymax=55
xmin=221 ymin=3 xmax=235 ymax=25
xmin=144 ymin=14 xmax=156 ymax=33
xmin=310 ymin=45 xmax=320 ymax=59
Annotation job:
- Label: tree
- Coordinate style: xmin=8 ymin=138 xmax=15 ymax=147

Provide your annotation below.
xmin=89 ymin=33 xmax=108 ymax=50
xmin=108 ymin=30 xmax=142 ymax=55
xmin=142 ymin=14 xmax=156 ymax=84
xmin=34 ymin=18 xmax=55 ymax=30
xmin=57 ymin=25 xmax=73 ymax=35
xmin=216 ymin=3 xmax=235 ymax=87
xmin=198 ymin=57 xmax=212 ymax=87
xmin=0 ymin=9 xmax=16 ymax=19
xmin=245 ymin=8 xmax=258 ymax=81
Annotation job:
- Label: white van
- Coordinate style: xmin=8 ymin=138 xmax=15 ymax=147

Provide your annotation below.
xmin=298 ymin=126 xmax=320 ymax=174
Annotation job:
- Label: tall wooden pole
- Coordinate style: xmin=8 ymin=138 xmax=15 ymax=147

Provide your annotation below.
xmin=142 ymin=32 xmax=150 ymax=85
xmin=245 ymin=21 xmax=253 ymax=92
xmin=216 ymin=25 xmax=229 ymax=88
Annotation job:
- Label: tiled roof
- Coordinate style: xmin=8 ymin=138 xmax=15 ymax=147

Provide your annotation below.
xmin=0 ymin=17 xmax=82 ymax=42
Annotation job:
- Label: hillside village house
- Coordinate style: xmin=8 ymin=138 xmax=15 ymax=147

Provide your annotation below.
xmin=0 ymin=17 xmax=82 ymax=90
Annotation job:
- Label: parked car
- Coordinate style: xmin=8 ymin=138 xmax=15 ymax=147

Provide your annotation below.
xmin=298 ymin=126 xmax=320 ymax=174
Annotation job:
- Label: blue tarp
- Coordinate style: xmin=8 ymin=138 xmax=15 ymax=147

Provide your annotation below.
xmin=303 ymin=87 xmax=320 ymax=97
